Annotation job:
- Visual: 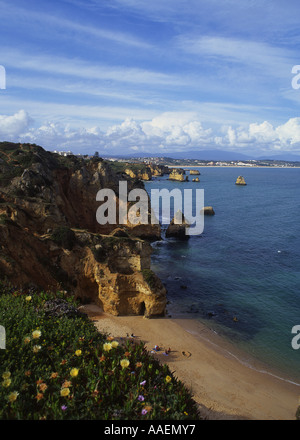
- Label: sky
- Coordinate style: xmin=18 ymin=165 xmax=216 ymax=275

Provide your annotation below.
xmin=1 ymin=0 xmax=300 ymax=157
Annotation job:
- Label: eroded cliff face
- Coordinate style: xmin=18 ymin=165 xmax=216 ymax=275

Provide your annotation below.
xmin=0 ymin=143 xmax=166 ymax=317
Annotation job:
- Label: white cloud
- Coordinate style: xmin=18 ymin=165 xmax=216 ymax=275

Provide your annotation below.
xmin=1 ymin=110 xmax=300 ymax=155
xmin=0 ymin=110 xmax=32 ymax=139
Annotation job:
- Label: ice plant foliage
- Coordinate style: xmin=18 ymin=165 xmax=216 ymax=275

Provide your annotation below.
xmin=0 ymin=285 xmax=200 ymax=420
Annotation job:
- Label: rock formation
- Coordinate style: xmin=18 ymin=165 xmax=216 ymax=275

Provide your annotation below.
xmin=124 ymin=167 xmax=152 ymax=181
xmin=235 ymin=175 xmax=247 ymax=185
xmin=168 ymin=168 xmax=188 ymax=182
xmin=192 ymin=177 xmax=200 ymax=182
xmin=201 ymin=206 xmax=215 ymax=215
xmin=165 ymin=210 xmax=190 ymax=240
xmin=189 ymin=169 xmax=200 ymax=175
xmin=0 ymin=142 xmax=166 ymax=317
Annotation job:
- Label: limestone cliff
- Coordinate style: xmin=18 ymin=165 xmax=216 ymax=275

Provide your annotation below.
xmin=124 ymin=167 xmax=152 ymax=181
xmin=109 ymin=161 xmax=168 ymax=182
xmin=189 ymin=169 xmax=200 ymax=175
xmin=0 ymin=143 xmax=166 ymax=316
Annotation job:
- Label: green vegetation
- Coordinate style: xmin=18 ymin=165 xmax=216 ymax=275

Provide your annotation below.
xmin=142 ymin=269 xmax=159 ymax=290
xmin=50 ymin=227 xmax=76 ymax=251
xmin=0 ymin=143 xmax=88 ymax=188
xmin=0 ymin=284 xmax=200 ymax=420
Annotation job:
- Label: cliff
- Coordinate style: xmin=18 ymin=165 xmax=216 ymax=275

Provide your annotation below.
xmin=108 ymin=161 xmax=169 ymax=181
xmin=0 ymin=142 xmax=166 ymax=316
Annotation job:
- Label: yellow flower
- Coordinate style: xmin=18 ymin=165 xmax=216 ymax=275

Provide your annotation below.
xmin=70 ymin=368 xmax=79 ymax=378
xmin=75 ymin=350 xmax=82 ymax=356
xmin=184 ymin=411 xmax=188 ymax=416
xmin=2 ymin=378 xmax=11 ymax=388
xmin=32 ymin=330 xmax=41 ymax=339
xmin=24 ymin=336 xmax=31 ymax=344
xmin=2 ymin=371 xmax=11 ymax=380
xmin=165 ymin=375 xmax=172 ymax=383
xmin=25 ymin=296 xmax=32 ymax=301
xmin=33 ymin=345 xmax=41 ymax=353
xmin=111 ymin=341 xmax=119 ymax=348
xmin=120 ymin=359 xmax=130 ymax=369
xmin=8 ymin=391 xmax=19 ymax=402
xmin=103 ymin=343 xmax=112 ymax=352
xmin=60 ymin=387 xmax=70 ymax=397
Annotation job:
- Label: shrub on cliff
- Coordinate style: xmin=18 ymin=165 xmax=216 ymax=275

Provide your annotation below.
xmin=50 ymin=227 xmax=76 ymax=250
xmin=0 ymin=285 xmax=200 ymax=420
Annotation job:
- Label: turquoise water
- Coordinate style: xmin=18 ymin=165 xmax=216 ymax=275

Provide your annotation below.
xmin=144 ymin=167 xmax=300 ymax=384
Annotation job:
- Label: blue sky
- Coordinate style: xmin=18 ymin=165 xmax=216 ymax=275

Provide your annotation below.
xmin=1 ymin=0 xmax=300 ymax=157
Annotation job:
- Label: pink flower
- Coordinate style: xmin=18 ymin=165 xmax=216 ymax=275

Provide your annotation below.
xmin=140 ymin=380 xmax=146 ymax=386
xmin=138 ymin=395 xmax=144 ymax=401
xmin=141 ymin=409 xmax=148 ymax=415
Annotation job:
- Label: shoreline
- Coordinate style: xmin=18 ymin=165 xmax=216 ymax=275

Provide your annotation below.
xmin=165 ymin=165 xmax=300 ymax=169
xmin=80 ymin=304 xmax=300 ymax=420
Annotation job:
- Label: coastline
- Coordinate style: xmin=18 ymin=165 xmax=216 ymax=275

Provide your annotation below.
xmin=165 ymin=165 xmax=300 ymax=169
xmin=81 ymin=304 xmax=300 ymax=420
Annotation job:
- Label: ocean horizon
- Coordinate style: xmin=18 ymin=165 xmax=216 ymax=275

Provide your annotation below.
xmin=145 ymin=166 xmax=300 ymax=385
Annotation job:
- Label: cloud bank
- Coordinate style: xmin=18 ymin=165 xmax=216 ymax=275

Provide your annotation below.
xmin=1 ymin=110 xmax=300 ymax=156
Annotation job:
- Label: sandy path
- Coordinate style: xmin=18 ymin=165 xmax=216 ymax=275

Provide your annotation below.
xmin=80 ymin=304 xmax=300 ymax=420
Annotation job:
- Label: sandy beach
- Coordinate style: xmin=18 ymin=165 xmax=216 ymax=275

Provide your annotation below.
xmin=80 ymin=304 xmax=300 ymax=420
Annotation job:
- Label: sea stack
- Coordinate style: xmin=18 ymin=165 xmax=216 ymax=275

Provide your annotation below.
xmin=189 ymin=169 xmax=200 ymax=175
xmin=201 ymin=206 xmax=215 ymax=216
xmin=169 ymin=168 xmax=188 ymax=182
xmin=166 ymin=210 xmax=190 ymax=240
xmin=235 ymin=175 xmax=247 ymax=185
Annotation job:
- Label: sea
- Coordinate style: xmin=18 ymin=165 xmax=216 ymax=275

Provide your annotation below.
xmin=144 ymin=166 xmax=300 ymax=386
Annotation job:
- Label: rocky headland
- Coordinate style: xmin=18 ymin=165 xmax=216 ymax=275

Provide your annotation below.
xmin=0 ymin=142 xmax=166 ymax=317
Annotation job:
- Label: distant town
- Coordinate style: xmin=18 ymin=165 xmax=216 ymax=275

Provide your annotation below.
xmin=53 ymin=150 xmax=300 ymax=168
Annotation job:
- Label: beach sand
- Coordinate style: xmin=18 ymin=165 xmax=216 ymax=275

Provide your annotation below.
xmin=80 ymin=304 xmax=300 ymax=420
